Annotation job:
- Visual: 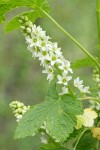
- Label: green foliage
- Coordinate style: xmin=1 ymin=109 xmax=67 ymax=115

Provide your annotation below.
xmin=0 ymin=0 xmax=49 ymax=30
xmin=68 ymin=128 xmax=85 ymax=139
xmin=71 ymin=57 xmax=95 ymax=69
xmin=75 ymin=131 xmax=97 ymax=150
xmin=15 ymin=83 xmax=83 ymax=142
xmin=45 ymin=81 xmax=59 ymax=101
xmin=0 ymin=0 xmax=99 ymax=149
xmin=5 ymin=10 xmax=40 ymax=32
xmin=40 ymin=141 xmax=67 ymax=150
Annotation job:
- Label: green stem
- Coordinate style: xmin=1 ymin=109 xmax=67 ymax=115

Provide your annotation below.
xmin=68 ymin=85 xmax=75 ymax=97
xmin=40 ymin=9 xmax=100 ymax=68
xmin=96 ymin=0 xmax=100 ymax=45
xmin=73 ymin=129 xmax=88 ymax=150
xmin=96 ymin=140 xmax=100 ymax=150
xmin=79 ymin=97 xmax=100 ymax=103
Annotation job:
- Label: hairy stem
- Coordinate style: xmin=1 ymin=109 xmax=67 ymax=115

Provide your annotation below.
xmin=40 ymin=9 xmax=100 ymax=68
xmin=96 ymin=0 xmax=100 ymax=45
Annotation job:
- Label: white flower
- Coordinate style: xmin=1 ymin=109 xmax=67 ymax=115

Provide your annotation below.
xmin=74 ymin=77 xmax=83 ymax=89
xmin=74 ymin=77 xmax=90 ymax=94
xmin=32 ymin=25 xmax=46 ymax=38
xmin=26 ymin=35 xmax=41 ymax=47
xmin=38 ymin=50 xmax=50 ymax=65
xmin=59 ymin=86 xmax=69 ymax=95
xmin=49 ymin=52 xmax=59 ymax=66
xmin=51 ymin=42 xmax=62 ymax=56
xmin=57 ymin=73 xmax=72 ymax=86
xmin=42 ymin=66 xmax=54 ymax=82
xmin=59 ymin=60 xmax=73 ymax=74
xmin=79 ymin=86 xmax=90 ymax=94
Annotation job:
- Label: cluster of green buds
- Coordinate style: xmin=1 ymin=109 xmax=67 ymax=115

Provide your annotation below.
xmin=9 ymin=101 xmax=30 ymax=122
xmin=93 ymin=67 xmax=100 ymax=88
xmin=19 ymin=15 xmax=33 ymax=37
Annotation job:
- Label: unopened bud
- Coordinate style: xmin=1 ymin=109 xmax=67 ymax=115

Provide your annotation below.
xmin=26 ymin=27 xmax=31 ymax=33
xmin=20 ymin=26 xmax=25 ymax=30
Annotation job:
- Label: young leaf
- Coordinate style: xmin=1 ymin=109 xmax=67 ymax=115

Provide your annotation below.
xmin=75 ymin=131 xmax=97 ymax=150
xmin=5 ymin=10 xmax=40 ymax=32
xmin=0 ymin=0 xmax=49 ymax=24
xmin=71 ymin=57 xmax=95 ymax=69
xmin=15 ymin=93 xmax=83 ymax=142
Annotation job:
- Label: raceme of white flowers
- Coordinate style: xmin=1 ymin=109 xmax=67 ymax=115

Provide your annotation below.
xmin=18 ymin=15 xmax=90 ymax=95
xmin=9 ymin=101 xmax=30 ymax=122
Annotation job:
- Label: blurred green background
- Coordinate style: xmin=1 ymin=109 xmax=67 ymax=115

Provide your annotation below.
xmin=0 ymin=0 xmax=98 ymax=149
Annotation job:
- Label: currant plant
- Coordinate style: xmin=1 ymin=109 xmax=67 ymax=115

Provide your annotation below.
xmin=0 ymin=0 xmax=100 ymax=149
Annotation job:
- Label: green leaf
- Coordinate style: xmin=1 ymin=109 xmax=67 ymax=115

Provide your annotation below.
xmin=71 ymin=57 xmax=95 ymax=69
xmin=15 ymin=88 xmax=83 ymax=142
xmin=5 ymin=10 xmax=40 ymax=32
xmin=76 ymin=131 xmax=97 ymax=150
xmin=0 ymin=0 xmax=49 ymax=24
xmin=68 ymin=128 xmax=85 ymax=139
xmin=40 ymin=143 xmax=67 ymax=150
xmin=45 ymin=81 xmax=59 ymax=101
xmin=40 ymin=137 xmax=69 ymax=150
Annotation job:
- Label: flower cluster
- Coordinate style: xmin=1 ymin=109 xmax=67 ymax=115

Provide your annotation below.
xmin=9 ymin=101 xmax=30 ymax=122
xmin=74 ymin=77 xmax=90 ymax=94
xmin=76 ymin=108 xmax=98 ymax=129
xmin=18 ymin=15 xmax=90 ymax=95
xmin=19 ymin=15 xmax=73 ymax=95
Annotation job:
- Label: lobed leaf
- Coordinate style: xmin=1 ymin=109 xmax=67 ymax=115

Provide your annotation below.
xmin=15 ymin=84 xmax=83 ymax=142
